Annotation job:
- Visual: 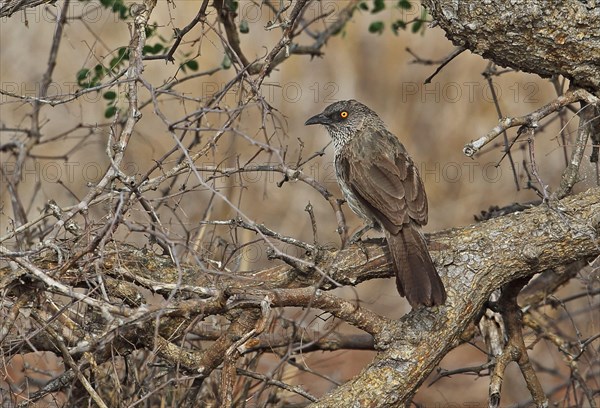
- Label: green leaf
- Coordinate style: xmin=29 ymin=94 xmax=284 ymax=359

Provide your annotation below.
xmin=76 ymin=68 xmax=90 ymax=82
xmin=332 ymin=26 xmax=344 ymax=36
xmin=105 ymin=106 xmax=118 ymax=118
xmin=358 ymin=1 xmax=368 ymax=10
xmin=103 ymin=91 xmax=117 ymax=100
xmin=109 ymin=57 xmax=121 ymax=70
xmin=239 ymin=19 xmax=249 ymax=34
xmin=108 ymin=0 xmax=127 ymax=19
xmin=398 ymin=0 xmax=411 ymax=9
xmin=145 ymin=25 xmax=156 ymax=38
xmin=368 ymin=21 xmax=384 ymax=34
xmin=412 ymin=8 xmax=428 ymax=33
xmin=141 ymin=43 xmax=163 ymax=56
xmin=225 ymin=0 xmax=238 ymax=12
xmin=371 ymin=0 xmax=385 ymax=13
xmin=392 ymin=19 xmax=406 ymax=34
xmin=185 ymin=60 xmax=199 ymax=71
xmin=222 ymin=53 xmax=232 ymax=69
xmin=411 ymin=19 xmax=423 ymax=33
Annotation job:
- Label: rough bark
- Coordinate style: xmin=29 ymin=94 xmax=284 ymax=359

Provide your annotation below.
xmin=421 ymin=0 xmax=600 ymax=92
xmin=306 ymin=187 xmax=600 ymax=407
xmin=2 ymin=188 xmax=598 ymax=406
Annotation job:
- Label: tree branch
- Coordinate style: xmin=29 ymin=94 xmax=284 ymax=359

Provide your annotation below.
xmin=421 ymin=0 xmax=600 ymax=90
xmin=463 ymin=88 xmax=598 ymax=157
xmin=2 ymin=188 xmax=599 ymax=406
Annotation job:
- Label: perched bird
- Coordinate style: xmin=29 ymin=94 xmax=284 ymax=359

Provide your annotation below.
xmin=305 ymin=100 xmax=446 ymax=308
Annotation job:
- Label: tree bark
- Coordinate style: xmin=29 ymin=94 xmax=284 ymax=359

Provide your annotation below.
xmin=306 ymin=187 xmax=600 ymax=407
xmin=421 ymin=0 xmax=600 ymax=92
xmin=3 ymin=188 xmax=598 ymax=406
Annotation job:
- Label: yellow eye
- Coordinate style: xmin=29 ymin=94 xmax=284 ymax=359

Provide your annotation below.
xmin=340 ymin=111 xmax=348 ymax=119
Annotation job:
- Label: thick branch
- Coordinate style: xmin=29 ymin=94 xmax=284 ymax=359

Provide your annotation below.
xmin=307 ymin=188 xmax=600 ymax=407
xmin=92 ymin=189 xmax=600 ymax=300
xmin=553 ymin=101 xmax=597 ymax=199
xmin=488 ymin=278 xmax=548 ymax=408
xmin=421 ymin=0 xmax=600 ymax=91
xmin=1 ymin=189 xmax=599 ymax=406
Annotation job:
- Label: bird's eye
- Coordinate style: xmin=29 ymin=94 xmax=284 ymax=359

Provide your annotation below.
xmin=340 ymin=111 xmax=348 ymax=119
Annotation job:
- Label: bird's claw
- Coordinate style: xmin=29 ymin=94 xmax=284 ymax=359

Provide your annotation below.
xmin=348 ymin=223 xmax=374 ymax=244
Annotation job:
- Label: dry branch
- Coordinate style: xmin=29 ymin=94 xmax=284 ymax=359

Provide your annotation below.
xmin=1 ymin=0 xmax=599 ymax=404
xmin=2 ymin=188 xmax=599 ymax=405
xmin=307 ymin=188 xmax=600 ymax=407
xmin=463 ymin=88 xmax=598 ymax=157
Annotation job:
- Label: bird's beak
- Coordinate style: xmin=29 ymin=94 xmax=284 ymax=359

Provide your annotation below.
xmin=304 ymin=113 xmax=329 ymax=126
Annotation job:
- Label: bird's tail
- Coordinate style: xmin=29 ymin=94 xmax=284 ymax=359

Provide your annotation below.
xmin=385 ymin=227 xmax=446 ymax=308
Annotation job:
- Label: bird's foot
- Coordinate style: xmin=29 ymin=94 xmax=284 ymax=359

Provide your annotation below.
xmin=355 ymin=239 xmax=370 ymax=261
xmin=348 ymin=223 xmax=374 ymax=245
xmin=344 ymin=224 xmax=375 ymax=261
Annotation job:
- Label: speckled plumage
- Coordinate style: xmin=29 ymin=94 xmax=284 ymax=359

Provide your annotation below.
xmin=305 ymin=100 xmax=446 ymax=308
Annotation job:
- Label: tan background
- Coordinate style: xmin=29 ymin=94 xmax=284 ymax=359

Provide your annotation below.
xmin=1 ymin=1 xmax=596 ymax=405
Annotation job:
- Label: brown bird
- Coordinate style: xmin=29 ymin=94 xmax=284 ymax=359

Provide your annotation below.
xmin=305 ymin=100 xmax=446 ymax=308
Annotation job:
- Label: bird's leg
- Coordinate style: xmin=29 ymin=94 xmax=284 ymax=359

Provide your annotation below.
xmin=348 ymin=223 xmax=375 ymax=244
xmin=344 ymin=223 xmax=376 ymax=262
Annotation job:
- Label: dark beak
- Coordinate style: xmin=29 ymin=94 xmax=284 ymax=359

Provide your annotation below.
xmin=304 ymin=113 xmax=329 ymax=126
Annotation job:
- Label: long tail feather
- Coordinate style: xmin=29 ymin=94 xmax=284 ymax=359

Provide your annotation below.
xmin=386 ymin=227 xmax=446 ymax=307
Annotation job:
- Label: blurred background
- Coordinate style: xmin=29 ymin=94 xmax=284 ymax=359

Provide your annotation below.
xmin=1 ymin=0 xmax=597 ymax=406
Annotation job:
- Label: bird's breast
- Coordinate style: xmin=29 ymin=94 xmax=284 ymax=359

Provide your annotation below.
xmin=334 ymin=157 xmax=376 ymax=224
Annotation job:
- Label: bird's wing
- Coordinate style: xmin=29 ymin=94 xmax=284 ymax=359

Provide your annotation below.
xmin=343 ymin=130 xmax=428 ymax=232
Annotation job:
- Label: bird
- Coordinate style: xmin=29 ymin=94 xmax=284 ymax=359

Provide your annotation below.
xmin=305 ymin=99 xmax=446 ymax=308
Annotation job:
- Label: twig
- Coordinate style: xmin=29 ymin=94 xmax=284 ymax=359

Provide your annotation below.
xmin=429 ymin=360 xmax=495 ymax=386
xmin=144 ymin=0 xmax=210 ymax=62
xmin=0 ymin=70 xmax=130 ymax=106
xmin=38 ymin=316 xmax=109 ymax=408
xmin=16 ymin=370 xmax=77 ymax=407
xmin=255 ymin=287 xmax=391 ymax=338
xmin=483 ymin=63 xmax=521 ymax=191
xmin=237 ymin=368 xmax=318 ymax=402
xmin=195 ymin=162 xmax=347 ymax=246
xmin=464 ymin=88 xmax=598 ymax=157
xmin=254 ymin=0 xmax=311 ymax=83
xmin=199 ymin=217 xmax=316 ymax=253
xmin=550 ymin=76 xmax=571 ymax=167
xmin=423 ymin=47 xmax=466 ymax=84
xmin=527 ymin=135 xmax=550 ymax=201
xmin=488 ymin=278 xmax=548 ymax=408
xmin=30 ymin=0 xmax=70 ymax=139
xmin=553 ymin=101 xmax=596 ymax=199
xmin=214 ymin=0 xmax=251 ymax=67
xmin=305 ymin=202 xmax=319 ymax=245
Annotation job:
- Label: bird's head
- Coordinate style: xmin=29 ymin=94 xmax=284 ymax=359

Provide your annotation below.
xmin=304 ymin=100 xmax=383 ymax=148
